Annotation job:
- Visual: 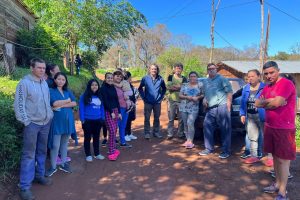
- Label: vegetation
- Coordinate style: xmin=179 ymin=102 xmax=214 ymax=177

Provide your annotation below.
xmin=0 ymin=67 xmax=93 ymax=182
xmin=296 ymin=116 xmax=300 ymax=147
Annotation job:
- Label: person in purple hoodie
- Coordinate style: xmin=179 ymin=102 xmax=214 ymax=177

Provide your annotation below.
xmin=79 ymin=79 xmax=106 ymax=162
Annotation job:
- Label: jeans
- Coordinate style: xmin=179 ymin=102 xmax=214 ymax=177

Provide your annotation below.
xmin=181 ymin=111 xmax=198 ymax=142
xmin=203 ymin=104 xmax=232 ymax=154
xmin=19 ymin=121 xmax=51 ymax=190
xmin=118 ymin=107 xmax=129 ymax=144
xmin=144 ymin=103 xmax=161 ymax=135
xmin=246 ymin=113 xmax=264 ymax=157
xmin=50 ymin=134 xmax=70 ymax=169
xmin=167 ymin=100 xmax=184 ymax=136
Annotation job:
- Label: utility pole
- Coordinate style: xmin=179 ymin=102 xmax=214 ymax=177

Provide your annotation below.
xmin=259 ymin=0 xmax=264 ymax=73
xmin=264 ymin=10 xmax=270 ymax=64
xmin=118 ymin=50 xmax=121 ymax=68
xmin=209 ymin=0 xmax=221 ymax=63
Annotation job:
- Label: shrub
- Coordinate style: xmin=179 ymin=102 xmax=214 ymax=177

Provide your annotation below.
xmin=296 ymin=115 xmax=300 ymax=147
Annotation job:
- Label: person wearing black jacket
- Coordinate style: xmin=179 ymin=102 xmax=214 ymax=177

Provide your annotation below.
xmin=100 ymin=72 xmax=121 ymax=161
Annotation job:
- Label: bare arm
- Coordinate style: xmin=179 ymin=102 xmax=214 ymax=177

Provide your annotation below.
xmin=227 ymin=93 xmax=233 ymax=111
xmin=53 ymin=98 xmax=71 ymax=107
xmin=61 ymin=101 xmax=77 ymax=108
xmin=255 ymin=96 xmax=286 ymax=109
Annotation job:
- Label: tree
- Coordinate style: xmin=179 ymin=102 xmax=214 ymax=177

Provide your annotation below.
xmin=23 ymin=0 xmax=146 ymax=74
xmin=273 ymin=51 xmax=289 ymax=60
xmin=209 ymin=0 xmax=221 ymax=62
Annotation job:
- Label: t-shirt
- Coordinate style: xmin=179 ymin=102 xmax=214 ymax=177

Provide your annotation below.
xmin=202 ymin=74 xmax=233 ymax=107
xmin=261 ymin=78 xmax=296 ymax=129
xmin=179 ymin=83 xmax=202 ymax=113
xmin=167 ymin=75 xmax=185 ymax=102
xmin=247 ymin=90 xmax=258 ymax=114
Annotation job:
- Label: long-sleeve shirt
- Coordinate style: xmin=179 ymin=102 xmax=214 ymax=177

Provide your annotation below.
xmin=79 ymin=95 xmax=105 ymax=121
xmin=100 ymin=82 xmax=120 ymax=114
xmin=138 ymin=75 xmax=166 ymax=104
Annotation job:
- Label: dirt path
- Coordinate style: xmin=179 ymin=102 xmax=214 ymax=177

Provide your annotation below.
xmin=3 ymin=76 xmax=300 ymax=200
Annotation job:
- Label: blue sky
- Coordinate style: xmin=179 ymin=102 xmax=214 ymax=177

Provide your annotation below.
xmin=128 ymin=0 xmax=300 ymax=56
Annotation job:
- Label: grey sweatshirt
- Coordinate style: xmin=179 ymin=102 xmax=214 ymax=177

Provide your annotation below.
xmin=14 ymin=74 xmax=53 ymax=126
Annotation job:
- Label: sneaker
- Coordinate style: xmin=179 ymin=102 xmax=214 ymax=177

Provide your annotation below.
xmin=199 ymin=149 xmax=213 ymax=156
xmin=94 ymin=154 xmax=105 ymax=160
xmin=240 ymin=151 xmax=251 ymax=159
xmin=167 ymin=134 xmax=173 ymax=139
xmin=264 ymin=158 xmax=274 ymax=167
xmin=258 ymin=152 xmax=263 ymax=159
xmin=114 ymin=149 xmax=120 ymax=157
xmin=115 ymin=139 xmax=119 ymax=144
xmin=144 ymin=134 xmax=151 ymax=139
xmin=153 ymin=132 xmax=163 ymax=138
xmin=56 ymin=156 xmax=62 ymax=165
xmin=129 ymin=134 xmax=137 ymax=140
xmin=20 ymin=189 xmax=35 ymax=200
xmin=86 ymin=156 xmax=93 ymax=162
xmin=33 ymin=176 xmax=53 ymax=186
xmin=244 ymin=157 xmax=260 ymax=164
xmin=108 ymin=153 xmax=117 ymax=161
xmin=66 ymin=156 xmax=71 ymax=162
xmin=271 ymin=172 xmax=293 ymax=179
xmin=120 ymin=143 xmax=132 ymax=148
xmin=45 ymin=167 xmax=57 ymax=177
xmin=101 ymin=139 xmax=107 ymax=147
xmin=275 ymin=193 xmax=289 ymax=200
xmin=181 ymin=141 xmax=189 ymax=147
xmin=59 ymin=163 xmax=72 ymax=173
xmin=263 ymin=183 xmax=279 ymax=194
xmin=125 ymin=135 xmax=131 ymax=142
xmin=185 ymin=143 xmax=195 ymax=149
xmin=219 ymin=152 xmax=230 ymax=159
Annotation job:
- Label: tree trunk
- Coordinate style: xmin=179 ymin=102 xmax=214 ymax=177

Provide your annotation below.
xmin=209 ymin=0 xmax=221 ymax=63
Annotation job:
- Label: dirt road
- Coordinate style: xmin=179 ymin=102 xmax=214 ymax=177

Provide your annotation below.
xmin=2 ymin=78 xmax=299 ymax=200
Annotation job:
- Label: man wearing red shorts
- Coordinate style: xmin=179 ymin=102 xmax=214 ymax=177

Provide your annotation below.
xmin=255 ymin=61 xmax=296 ymax=200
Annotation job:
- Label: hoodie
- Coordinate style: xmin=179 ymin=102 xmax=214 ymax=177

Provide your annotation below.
xmin=14 ymin=74 xmax=53 ymax=126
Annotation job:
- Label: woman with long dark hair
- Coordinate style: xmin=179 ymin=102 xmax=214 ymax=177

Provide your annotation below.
xmin=79 ymin=79 xmax=106 ymax=162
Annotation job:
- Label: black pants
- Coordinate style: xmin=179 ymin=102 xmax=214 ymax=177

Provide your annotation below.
xmin=125 ymin=119 xmax=132 ymax=136
xmin=83 ymin=119 xmax=104 ymax=156
xmin=102 ymin=121 xmax=108 ymax=138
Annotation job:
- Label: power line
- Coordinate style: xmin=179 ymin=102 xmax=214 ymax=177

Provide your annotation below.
xmin=163 ymin=0 xmax=197 ymax=23
xmin=264 ymin=0 xmax=300 ymax=23
xmin=149 ymin=0 xmax=257 ymax=21
xmin=0 ymin=36 xmax=60 ymax=50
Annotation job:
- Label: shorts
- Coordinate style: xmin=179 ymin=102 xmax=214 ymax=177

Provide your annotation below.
xmin=264 ymin=126 xmax=296 ymax=160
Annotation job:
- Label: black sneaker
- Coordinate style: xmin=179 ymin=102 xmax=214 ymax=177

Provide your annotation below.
xmin=240 ymin=151 xmax=251 ymax=159
xmin=101 ymin=139 xmax=107 ymax=147
xmin=45 ymin=167 xmax=57 ymax=177
xmin=120 ymin=143 xmax=132 ymax=148
xmin=219 ymin=152 xmax=230 ymax=159
xmin=59 ymin=163 xmax=72 ymax=173
xmin=33 ymin=176 xmax=53 ymax=186
xmin=20 ymin=189 xmax=35 ymax=200
xmin=153 ymin=132 xmax=163 ymax=138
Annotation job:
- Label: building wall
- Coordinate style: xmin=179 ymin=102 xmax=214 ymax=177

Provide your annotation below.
xmin=216 ymin=63 xmax=245 ymax=79
xmin=0 ymin=0 xmax=36 ymax=43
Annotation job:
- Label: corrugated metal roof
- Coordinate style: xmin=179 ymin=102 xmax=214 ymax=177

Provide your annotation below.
xmin=220 ymin=60 xmax=300 ymax=74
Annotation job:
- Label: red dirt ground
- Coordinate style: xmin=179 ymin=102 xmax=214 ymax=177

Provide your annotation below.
xmin=1 ymin=79 xmax=299 ymax=200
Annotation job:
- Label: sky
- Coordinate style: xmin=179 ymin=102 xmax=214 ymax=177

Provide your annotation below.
xmin=128 ymin=0 xmax=300 ymax=56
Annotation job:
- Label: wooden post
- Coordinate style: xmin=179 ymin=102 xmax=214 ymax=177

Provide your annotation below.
xmin=264 ymin=10 xmax=270 ymax=64
xmin=259 ymin=0 xmax=264 ymax=73
xmin=209 ymin=0 xmax=221 ymax=63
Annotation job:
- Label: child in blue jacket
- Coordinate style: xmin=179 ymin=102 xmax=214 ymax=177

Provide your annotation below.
xmin=79 ymin=79 xmax=106 ymax=162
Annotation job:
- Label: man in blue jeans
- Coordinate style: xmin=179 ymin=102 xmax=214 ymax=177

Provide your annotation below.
xmin=138 ymin=64 xmax=166 ymax=139
xmin=199 ymin=63 xmax=233 ymax=159
xmin=14 ymin=58 xmax=54 ymax=200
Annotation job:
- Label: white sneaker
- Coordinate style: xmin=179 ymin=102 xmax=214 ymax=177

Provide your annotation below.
xmin=86 ymin=156 xmax=93 ymax=162
xmin=125 ymin=135 xmax=131 ymax=142
xmin=94 ymin=154 xmax=105 ymax=160
xmin=129 ymin=134 xmax=137 ymax=140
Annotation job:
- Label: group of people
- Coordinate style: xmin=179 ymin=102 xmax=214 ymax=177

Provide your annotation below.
xmin=14 ymin=58 xmax=296 ymax=200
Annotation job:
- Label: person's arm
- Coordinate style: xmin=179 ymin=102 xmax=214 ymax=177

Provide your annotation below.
xmin=222 ymin=78 xmax=233 ymax=112
xmin=161 ymin=79 xmax=167 ymax=98
xmin=14 ymin=81 xmax=31 ymax=126
xmin=138 ymin=77 xmax=145 ymax=100
xmin=79 ymin=95 xmax=85 ymax=122
xmin=58 ymin=90 xmax=77 ymax=108
xmin=226 ymin=93 xmax=233 ymax=112
xmin=255 ymin=96 xmax=285 ymax=109
xmin=52 ymin=98 xmax=71 ymax=107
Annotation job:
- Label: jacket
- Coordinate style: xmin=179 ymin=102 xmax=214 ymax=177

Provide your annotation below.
xmin=240 ymin=82 xmax=265 ymax=122
xmin=138 ymin=75 xmax=166 ymax=104
xmin=14 ymin=74 xmax=53 ymax=126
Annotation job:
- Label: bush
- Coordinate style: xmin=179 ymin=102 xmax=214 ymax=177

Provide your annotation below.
xmin=16 ymin=23 xmax=64 ymax=67
xmin=128 ymin=67 xmax=147 ymax=80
